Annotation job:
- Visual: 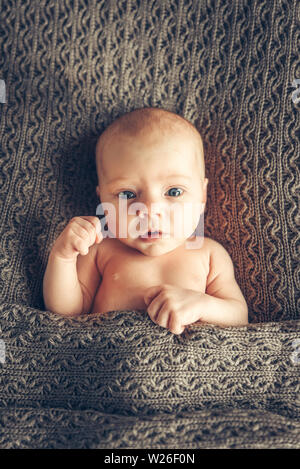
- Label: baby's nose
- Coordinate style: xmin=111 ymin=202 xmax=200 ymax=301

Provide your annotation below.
xmin=136 ymin=209 xmax=146 ymax=218
xmin=136 ymin=204 xmax=163 ymax=218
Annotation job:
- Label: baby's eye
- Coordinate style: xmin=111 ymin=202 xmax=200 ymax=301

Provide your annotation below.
xmin=166 ymin=187 xmax=184 ymax=197
xmin=118 ymin=190 xmax=136 ymax=200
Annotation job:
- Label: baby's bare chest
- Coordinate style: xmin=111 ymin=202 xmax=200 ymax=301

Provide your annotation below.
xmin=107 ymin=253 xmax=207 ymax=289
xmin=91 ymin=243 xmax=210 ymax=314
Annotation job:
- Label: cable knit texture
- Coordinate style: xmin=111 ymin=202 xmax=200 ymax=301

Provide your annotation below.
xmin=0 ymin=307 xmax=299 ymax=448
xmin=0 ymin=0 xmax=299 ymax=448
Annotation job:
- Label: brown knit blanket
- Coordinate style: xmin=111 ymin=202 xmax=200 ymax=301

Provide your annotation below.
xmin=0 ymin=0 xmax=299 ymax=449
xmin=0 ymin=306 xmax=299 ymax=448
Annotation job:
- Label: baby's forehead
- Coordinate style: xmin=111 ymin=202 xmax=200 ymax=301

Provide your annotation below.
xmin=98 ymin=109 xmax=202 ymax=149
xmin=96 ymin=109 xmax=205 ymax=178
xmin=103 ymin=129 xmax=199 ymax=167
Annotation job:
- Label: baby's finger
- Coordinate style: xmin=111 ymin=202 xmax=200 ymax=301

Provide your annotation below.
xmin=72 ymin=216 xmax=101 ymax=245
xmin=144 ymin=285 xmax=163 ymax=307
xmin=74 ymin=238 xmax=89 ymax=256
xmin=155 ymin=303 xmax=170 ymax=329
xmin=69 ymin=220 xmax=94 ymax=247
xmin=80 ymin=216 xmax=102 ymax=235
xmin=168 ymin=315 xmax=185 ymax=335
xmin=147 ymin=294 xmax=164 ymax=322
xmin=83 ymin=216 xmax=103 ymax=244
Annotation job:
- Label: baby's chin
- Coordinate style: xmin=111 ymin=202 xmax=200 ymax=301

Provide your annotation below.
xmin=118 ymin=235 xmax=185 ymax=257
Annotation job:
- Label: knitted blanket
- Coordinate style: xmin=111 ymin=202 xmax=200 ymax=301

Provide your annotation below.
xmin=0 ymin=306 xmax=299 ymax=448
xmin=0 ymin=0 xmax=299 ymax=448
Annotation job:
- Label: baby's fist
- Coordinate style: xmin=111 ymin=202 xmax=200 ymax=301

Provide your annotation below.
xmin=145 ymin=284 xmax=184 ymax=334
xmin=144 ymin=284 xmax=203 ymax=335
xmin=52 ymin=216 xmax=103 ymax=261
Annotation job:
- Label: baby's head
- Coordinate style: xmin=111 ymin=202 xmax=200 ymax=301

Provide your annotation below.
xmin=95 ymin=108 xmax=208 ymax=256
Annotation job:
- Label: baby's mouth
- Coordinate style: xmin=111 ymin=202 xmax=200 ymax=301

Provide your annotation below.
xmin=140 ymin=230 xmax=163 ymax=239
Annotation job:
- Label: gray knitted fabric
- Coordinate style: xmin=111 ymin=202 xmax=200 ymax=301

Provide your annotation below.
xmin=0 ymin=0 xmax=299 ymax=448
xmin=0 ymin=307 xmax=299 ymax=449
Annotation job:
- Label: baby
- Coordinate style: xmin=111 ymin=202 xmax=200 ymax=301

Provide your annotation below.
xmin=43 ymin=108 xmax=248 ymax=334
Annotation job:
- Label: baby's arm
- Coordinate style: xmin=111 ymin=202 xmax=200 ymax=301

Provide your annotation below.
xmin=201 ymin=239 xmax=248 ymax=326
xmin=43 ymin=216 xmax=102 ymax=317
xmin=145 ymin=239 xmax=248 ymax=334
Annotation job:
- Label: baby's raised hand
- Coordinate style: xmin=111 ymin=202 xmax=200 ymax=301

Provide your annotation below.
xmin=51 ymin=216 xmax=103 ymax=261
xmin=144 ymin=284 xmax=204 ymax=335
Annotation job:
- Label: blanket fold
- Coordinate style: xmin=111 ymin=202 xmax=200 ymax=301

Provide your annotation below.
xmin=0 ymin=304 xmax=299 ymax=448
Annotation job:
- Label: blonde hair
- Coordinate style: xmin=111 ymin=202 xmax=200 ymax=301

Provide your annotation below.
xmin=96 ymin=107 xmax=205 ymax=182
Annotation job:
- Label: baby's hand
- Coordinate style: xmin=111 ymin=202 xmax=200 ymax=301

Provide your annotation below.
xmin=51 ymin=216 xmax=103 ymax=261
xmin=144 ymin=284 xmax=204 ymax=335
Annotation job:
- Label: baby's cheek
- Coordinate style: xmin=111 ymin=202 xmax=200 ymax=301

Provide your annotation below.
xmin=190 ymin=203 xmax=204 ymax=233
xmin=105 ymin=211 xmax=117 ymax=236
xmin=108 ymin=212 xmax=138 ymax=239
xmin=171 ymin=204 xmax=199 ymax=239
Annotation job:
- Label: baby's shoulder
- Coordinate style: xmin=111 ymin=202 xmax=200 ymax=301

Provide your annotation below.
xmin=184 ymin=236 xmax=225 ymax=264
xmin=202 ymin=237 xmax=227 ymax=254
xmin=200 ymin=237 xmax=233 ymax=267
xmin=203 ymin=237 xmax=235 ymax=279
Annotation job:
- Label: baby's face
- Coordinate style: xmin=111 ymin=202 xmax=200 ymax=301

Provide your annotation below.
xmin=97 ymin=129 xmax=208 ymax=256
